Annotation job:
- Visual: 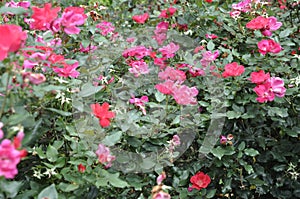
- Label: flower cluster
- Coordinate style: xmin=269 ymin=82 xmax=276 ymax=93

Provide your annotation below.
xmin=153 ymin=21 xmax=169 ymax=45
xmin=155 ymin=67 xmax=199 ymax=105
xmin=246 ymin=16 xmax=282 ymax=36
xmin=230 ymin=0 xmax=252 ymax=18
xmin=159 ymin=7 xmax=177 ymax=19
xmin=250 ymin=70 xmax=286 ymax=103
xmin=167 ymin=135 xmax=181 ymax=162
xmin=28 ymin=3 xmax=87 ymax=34
xmin=21 ymin=44 xmax=80 ymax=78
xmin=96 ymin=21 xmax=116 ymax=36
xmin=151 ymin=171 xmax=171 ymax=199
xmin=220 ymin=134 xmax=234 ymax=146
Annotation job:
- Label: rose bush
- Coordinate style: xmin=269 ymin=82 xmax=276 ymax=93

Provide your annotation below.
xmin=0 ymin=0 xmax=299 ymax=199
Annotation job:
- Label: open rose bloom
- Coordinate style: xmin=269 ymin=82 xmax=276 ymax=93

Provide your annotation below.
xmin=0 ymin=24 xmax=27 ymax=60
xmin=190 ymin=171 xmax=211 ymax=190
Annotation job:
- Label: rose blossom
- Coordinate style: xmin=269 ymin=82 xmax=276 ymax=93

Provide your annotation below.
xmin=190 ymin=171 xmax=211 ymax=190
xmin=132 ymin=13 xmax=149 ymax=24
xmin=257 ymin=39 xmax=281 ymax=55
xmin=29 ymin=3 xmax=61 ymax=30
xmin=249 ymin=70 xmax=270 ymax=84
xmin=0 ymin=24 xmax=27 ymax=61
xmin=159 ymin=7 xmax=177 ymax=18
xmin=60 ymin=7 xmax=88 ymax=34
xmin=95 ymin=144 xmax=115 ymax=168
xmin=222 ymin=62 xmax=245 ymax=78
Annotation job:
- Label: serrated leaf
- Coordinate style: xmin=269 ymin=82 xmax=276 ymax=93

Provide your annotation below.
xmin=267 ymin=107 xmax=288 ymax=118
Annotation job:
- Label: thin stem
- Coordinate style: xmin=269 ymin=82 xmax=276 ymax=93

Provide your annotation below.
xmin=0 ymin=72 xmax=11 ymax=119
xmin=164 ymin=95 xmax=169 ymax=122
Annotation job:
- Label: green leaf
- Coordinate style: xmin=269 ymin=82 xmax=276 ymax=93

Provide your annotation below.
xmin=0 ymin=181 xmax=23 ymax=198
xmin=81 ymin=40 xmax=90 ymax=48
xmin=140 ymin=157 xmax=156 ymax=170
xmin=286 ymin=127 xmax=300 ymax=137
xmin=95 ymin=179 xmax=108 ymax=187
xmin=8 ymin=112 xmax=30 ymax=125
xmin=102 ymin=170 xmax=129 ymax=188
xmin=244 ymin=164 xmax=254 ymax=174
xmin=108 ymin=174 xmax=129 ymax=188
xmin=171 ymin=115 xmax=180 ymax=125
xmin=38 ymin=184 xmax=58 ymax=199
xmin=53 ymin=140 xmax=64 ymax=150
xmin=195 ymin=0 xmax=203 ymax=7
xmin=155 ymin=91 xmax=166 ymax=102
xmin=267 ymin=107 xmax=288 ymax=118
xmin=206 ymin=189 xmax=216 ymax=198
xmin=45 ymin=108 xmax=72 ymax=117
xmin=279 ymin=28 xmax=294 ymax=38
xmin=78 ymin=83 xmax=104 ymax=97
xmin=211 ymin=147 xmax=225 ymax=160
xmin=207 ymin=40 xmax=215 ymax=51
xmin=58 ymin=183 xmax=79 ymax=192
xmin=226 ymin=111 xmax=241 ymax=119
xmin=238 ymin=142 xmax=245 ymax=151
xmin=46 ymin=145 xmax=58 ymax=162
xmin=0 ymin=6 xmax=26 ymax=15
xmin=244 ymin=148 xmax=259 ymax=157
xmin=102 ymin=131 xmax=122 ymax=146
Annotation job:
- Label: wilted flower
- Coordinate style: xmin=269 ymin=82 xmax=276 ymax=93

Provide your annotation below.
xmin=95 ymin=144 xmax=115 ymax=168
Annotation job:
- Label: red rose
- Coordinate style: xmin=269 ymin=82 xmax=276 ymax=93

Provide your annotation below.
xmin=222 ymin=62 xmax=245 ymax=78
xmin=190 ymin=171 xmax=211 ymax=190
xmin=30 ymin=3 xmax=61 ymax=30
xmin=246 ymin=16 xmax=269 ymax=30
xmin=90 ymin=102 xmax=115 ymax=128
xmin=0 ymin=24 xmax=27 ymax=61
xmin=250 ymin=70 xmax=270 ymax=84
xmin=132 ymin=13 xmax=149 ymax=24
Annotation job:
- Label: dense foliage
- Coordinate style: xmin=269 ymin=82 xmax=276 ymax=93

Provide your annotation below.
xmin=0 ymin=0 xmax=299 ymax=198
